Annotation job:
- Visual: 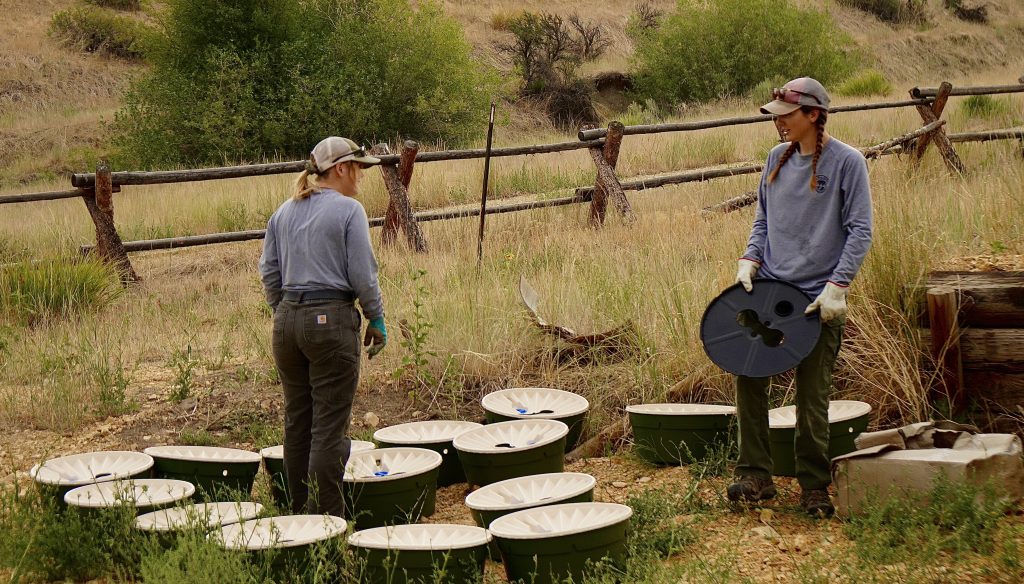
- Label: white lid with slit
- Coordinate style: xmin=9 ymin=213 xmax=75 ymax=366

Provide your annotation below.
xmin=374 ymin=421 xmax=482 ymax=445
xmin=348 ymin=524 xmax=492 ymax=551
xmin=482 ymin=388 xmax=590 ymax=418
xmin=769 ymin=400 xmax=872 ymax=429
xmin=452 ymin=420 xmax=569 ymax=454
xmin=64 ymin=478 xmax=195 ymax=509
xmin=135 ymin=502 xmax=263 ymax=532
xmin=30 ymin=451 xmax=154 ymax=487
xmin=488 ymin=502 xmax=632 ymax=540
xmin=144 ymin=446 xmax=260 ymax=464
xmin=625 ymin=403 xmax=735 ymax=415
xmin=343 ymin=447 xmax=442 ymax=483
xmin=212 ymin=515 xmax=347 ymax=550
xmin=465 ymin=472 xmax=596 ymax=512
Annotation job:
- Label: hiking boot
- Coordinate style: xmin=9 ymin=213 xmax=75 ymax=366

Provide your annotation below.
xmin=800 ymin=489 xmax=835 ymax=518
xmin=726 ymin=475 xmax=777 ymax=502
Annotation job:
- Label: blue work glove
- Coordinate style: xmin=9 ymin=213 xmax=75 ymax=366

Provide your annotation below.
xmin=363 ymin=317 xmax=387 ymax=359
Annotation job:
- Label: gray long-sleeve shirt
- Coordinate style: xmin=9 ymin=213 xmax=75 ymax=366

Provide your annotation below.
xmin=742 ymin=138 xmax=873 ymax=297
xmin=259 ymin=188 xmax=384 ymax=319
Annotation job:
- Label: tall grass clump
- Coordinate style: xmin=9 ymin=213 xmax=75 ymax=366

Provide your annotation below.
xmin=631 ymin=0 xmax=855 ymax=105
xmin=84 ymin=0 xmax=143 ymax=10
xmin=960 ymin=95 xmax=1012 ymax=119
xmin=49 ymin=5 xmax=151 ymax=60
xmin=836 ymin=69 xmax=893 ymax=97
xmin=0 ymin=258 xmax=121 ymax=326
xmin=838 ymin=0 xmax=929 ymax=24
xmin=113 ymin=0 xmax=496 ymax=168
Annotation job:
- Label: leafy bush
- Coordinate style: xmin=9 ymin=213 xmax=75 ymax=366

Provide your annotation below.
xmin=0 ymin=258 xmax=121 ymax=326
xmin=748 ymin=74 xmax=789 ymax=107
xmin=960 ymin=94 xmax=1011 ymax=119
xmin=632 ymin=0 xmax=855 ymax=105
xmin=84 ymin=0 xmax=143 ymax=11
xmin=49 ymin=5 xmax=151 ymax=60
xmin=626 ymin=1 xmax=665 ymax=41
xmin=837 ymin=0 xmax=928 ymax=24
xmin=113 ymin=0 xmax=496 ymax=168
xmin=944 ymin=0 xmax=988 ymax=23
xmin=836 ymin=69 xmax=893 ymax=97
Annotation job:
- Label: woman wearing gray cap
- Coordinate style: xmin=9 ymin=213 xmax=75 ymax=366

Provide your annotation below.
xmin=728 ymin=78 xmax=873 ymax=518
xmin=259 ymin=136 xmax=388 ymax=517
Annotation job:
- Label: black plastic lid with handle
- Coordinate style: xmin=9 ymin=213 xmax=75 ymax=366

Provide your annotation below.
xmin=700 ymin=279 xmax=821 ymax=377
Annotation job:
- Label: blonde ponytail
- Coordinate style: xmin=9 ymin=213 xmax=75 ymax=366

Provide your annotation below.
xmin=293 ymin=157 xmax=320 ymax=200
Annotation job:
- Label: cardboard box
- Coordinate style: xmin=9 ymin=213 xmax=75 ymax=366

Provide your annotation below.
xmin=832 ymin=433 xmax=1024 ymax=517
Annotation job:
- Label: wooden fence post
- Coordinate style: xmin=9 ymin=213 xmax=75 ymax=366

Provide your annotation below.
xmin=81 ymin=163 xmax=139 ymax=283
xmin=912 ymin=82 xmax=952 ymax=162
xmin=371 ymin=144 xmax=427 ymax=253
xmin=927 ymin=287 xmax=965 ymax=416
xmin=586 ymin=121 xmax=633 ymax=227
xmin=910 ymin=82 xmax=966 ymax=174
xmin=380 ymin=140 xmax=419 ymax=248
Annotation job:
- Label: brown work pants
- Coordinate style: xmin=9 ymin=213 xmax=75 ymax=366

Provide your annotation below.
xmin=271 ymin=299 xmax=361 ymax=517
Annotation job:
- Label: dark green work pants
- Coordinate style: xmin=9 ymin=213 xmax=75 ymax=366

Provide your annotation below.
xmin=272 ymin=299 xmax=361 ymax=517
xmin=735 ymin=316 xmax=846 ymax=490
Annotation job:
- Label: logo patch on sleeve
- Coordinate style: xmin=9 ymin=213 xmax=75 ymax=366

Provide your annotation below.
xmin=317 ymin=314 xmax=327 ymax=325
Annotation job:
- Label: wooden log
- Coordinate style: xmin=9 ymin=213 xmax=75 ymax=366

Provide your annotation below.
xmin=81 ymin=164 xmax=139 ymax=283
xmin=701 ymin=191 xmax=758 ymax=216
xmin=381 ymin=141 xmax=419 ymax=248
xmin=919 ymin=272 xmax=1024 ymax=328
xmin=912 ymin=82 xmax=952 ymax=162
xmin=576 ymin=99 xmax=934 ymax=140
xmin=587 ymin=141 xmax=634 ymax=225
xmin=577 ymin=163 xmax=764 ymax=197
xmin=948 ymin=128 xmax=1024 ymax=143
xmin=588 ymin=121 xmax=625 ymax=226
xmin=926 ymin=287 xmax=965 ymax=413
xmin=862 ymin=120 xmax=945 ymax=160
xmin=372 ymin=144 xmax=427 ymax=253
xmin=911 ymin=84 xmax=1024 ymax=98
xmin=914 ymin=102 xmax=966 ymax=174
xmin=0 ymin=189 xmax=91 ymax=205
xmin=70 ymin=141 xmax=606 ymax=187
xmin=966 ymin=371 xmax=1024 ymax=407
xmin=921 ymin=329 xmax=1024 ymax=373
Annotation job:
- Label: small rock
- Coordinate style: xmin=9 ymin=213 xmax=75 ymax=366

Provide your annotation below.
xmin=637 ymin=476 xmax=652 ymax=484
xmin=363 ymin=412 xmax=380 ymax=428
xmin=777 ymin=539 xmax=788 ymax=552
xmin=759 ymin=508 xmax=775 ymax=524
xmin=750 ymin=525 xmax=780 ymax=541
xmin=794 ymin=535 xmax=808 ymax=551
xmin=142 ymin=435 xmax=152 ymax=441
xmin=611 ymin=481 xmax=628 ymax=488
xmin=412 ymin=410 xmax=423 ymax=417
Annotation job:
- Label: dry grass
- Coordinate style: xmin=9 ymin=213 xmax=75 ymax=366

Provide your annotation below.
xmin=0 ymin=84 xmax=1021 ymax=433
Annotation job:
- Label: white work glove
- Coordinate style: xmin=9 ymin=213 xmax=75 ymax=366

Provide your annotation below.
xmin=805 ymin=282 xmax=849 ymax=322
xmin=735 ymin=259 xmax=760 ymax=293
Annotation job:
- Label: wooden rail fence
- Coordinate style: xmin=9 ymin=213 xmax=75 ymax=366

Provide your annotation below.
xmin=2 ymin=80 xmax=1023 ymax=284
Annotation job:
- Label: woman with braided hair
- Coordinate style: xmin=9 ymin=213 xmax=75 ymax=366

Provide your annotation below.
xmin=727 ymin=78 xmax=873 ymax=518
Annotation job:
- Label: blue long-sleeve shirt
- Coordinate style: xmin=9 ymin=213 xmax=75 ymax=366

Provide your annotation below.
xmin=742 ymin=138 xmax=873 ymax=297
xmin=259 ymin=188 xmax=384 ymax=319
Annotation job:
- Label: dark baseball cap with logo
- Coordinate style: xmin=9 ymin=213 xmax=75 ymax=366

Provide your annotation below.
xmin=760 ymin=77 xmax=831 ymax=116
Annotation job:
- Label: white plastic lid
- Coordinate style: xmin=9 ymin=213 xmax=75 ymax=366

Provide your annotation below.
xmin=344 ymin=447 xmax=443 ymax=483
xmin=465 ymin=472 xmax=596 ymax=512
xmin=625 ymin=403 xmax=736 ymax=415
xmin=64 ymin=479 xmax=195 ymax=509
xmin=212 ymin=515 xmax=347 ymax=551
xmin=452 ymin=420 xmax=569 ymax=454
xmin=374 ymin=420 xmax=482 ymax=445
xmin=30 ymin=451 xmax=154 ymax=487
xmin=482 ymin=388 xmax=590 ymax=418
xmin=347 ymin=524 xmax=492 ymax=551
xmin=488 ymin=502 xmax=632 ymax=540
xmin=143 ymin=446 xmax=261 ymax=464
xmin=135 ymin=502 xmax=263 ymax=532
xmin=769 ymin=400 xmax=872 ymax=429
xmin=259 ymin=441 xmax=375 ymax=460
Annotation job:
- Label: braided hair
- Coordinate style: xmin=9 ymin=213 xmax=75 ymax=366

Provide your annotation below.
xmin=767 ymin=106 xmax=829 ymax=192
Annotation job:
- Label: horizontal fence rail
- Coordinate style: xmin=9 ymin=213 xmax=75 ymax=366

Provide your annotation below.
xmin=911 ymin=83 xmax=1024 ymax=98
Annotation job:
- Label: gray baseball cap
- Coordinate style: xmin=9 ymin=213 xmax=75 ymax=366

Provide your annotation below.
xmin=760 ymin=77 xmax=831 ymax=115
xmin=310 ymin=137 xmax=380 ymax=172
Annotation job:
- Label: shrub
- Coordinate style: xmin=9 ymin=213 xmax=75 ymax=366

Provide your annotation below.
xmin=960 ymin=94 xmax=1011 ymax=119
xmin=837 ymin=0 xmax=928 ymax=24
xmin=944 ymin=0 xmax=988 ymax=23
xmin=836 ymin=69 xmax=893 ymax=97
xmin=49 ymin=5 xmax=151 ymax=61
xmin=113 ymin=0 xmax=496 ymax=168
xmin=748 ymin=74 xmax=789 ymax=107
xmin=0 ymin=258 xmax=122 ymax=326
xmin=626 ymin=1 xmax=665 ymax=41
xmin=632 ymin=0 xmax=855 ymax=106
xmin=84 ymin=0 xmax=143 ymax=11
